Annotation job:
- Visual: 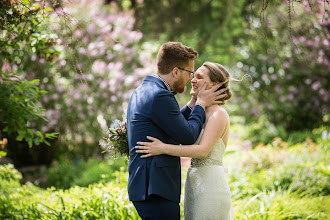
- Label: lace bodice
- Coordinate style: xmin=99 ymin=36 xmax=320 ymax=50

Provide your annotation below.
xmin=191 ymin=129 xmax=226 ymax=167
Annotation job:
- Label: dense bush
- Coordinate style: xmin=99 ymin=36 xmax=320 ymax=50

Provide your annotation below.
xmin=0 ymin=168 xmax=139 ymax=219
xmin=271 ymin=161 xmax=330 ymax=195
xmin=45 ymin=157 xmax=127 ymax=189
xmin=229 ymin=159 xmax=330 ymax=200
xmin=226 ymin=139 xmax=330 ymax=199
xmin=0 ymin=1 xmax=59 ymax=148
xmin=236 ymin=115 xmax=329 ymax=146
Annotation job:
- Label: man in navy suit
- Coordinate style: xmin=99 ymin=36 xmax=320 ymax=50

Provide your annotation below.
xmin=127 ymin=42 xmax=224 ymax=219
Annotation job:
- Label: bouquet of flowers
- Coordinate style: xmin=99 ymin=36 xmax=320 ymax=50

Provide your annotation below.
xmin=100 ymin=119 xmax=129 ymax=158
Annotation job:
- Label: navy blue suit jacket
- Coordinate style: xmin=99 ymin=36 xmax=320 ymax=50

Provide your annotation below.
xmin=126 ymin=75 xmax=206 ymax=203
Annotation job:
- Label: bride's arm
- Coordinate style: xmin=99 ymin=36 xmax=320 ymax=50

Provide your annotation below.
xmin=135 ymin=108 xmax=229 ymax=158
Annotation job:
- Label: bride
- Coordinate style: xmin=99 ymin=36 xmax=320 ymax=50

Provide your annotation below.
xmin=135 ymin=62 xmax=234 ymax=220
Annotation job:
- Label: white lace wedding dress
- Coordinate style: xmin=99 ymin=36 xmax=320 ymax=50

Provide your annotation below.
xmin=184 ymin=129 xmax=234 ymax=220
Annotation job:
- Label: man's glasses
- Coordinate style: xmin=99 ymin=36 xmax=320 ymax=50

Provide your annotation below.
xmin=176 ymin=67 xmax=195 ymax=78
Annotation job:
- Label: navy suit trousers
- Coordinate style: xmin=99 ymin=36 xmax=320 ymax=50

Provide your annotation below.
xmin=133 ymin=195 xmax=180 ymax=220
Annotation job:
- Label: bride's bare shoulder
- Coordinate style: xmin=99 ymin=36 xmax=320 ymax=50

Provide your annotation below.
xmin=207 ymin=105 xmax=228 ymax=116
xmin=206 ymin=105 xmax=229 ymax=122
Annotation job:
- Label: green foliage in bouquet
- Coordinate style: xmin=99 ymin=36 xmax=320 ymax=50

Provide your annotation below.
xmin=101 ymin=120 xmax=129 ymax=158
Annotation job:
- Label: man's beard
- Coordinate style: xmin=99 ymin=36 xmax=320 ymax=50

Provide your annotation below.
xmin=172 ymin=76 xmax=186 ymax=94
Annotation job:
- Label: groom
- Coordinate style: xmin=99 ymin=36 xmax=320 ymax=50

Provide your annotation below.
xmin=126 ymin=42 xmax=224 ymax=219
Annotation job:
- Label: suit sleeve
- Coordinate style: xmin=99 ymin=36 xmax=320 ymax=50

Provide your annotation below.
xmin=180 ymin=105 xmax=192 ymax=120
xmin=151 ymin=91 xmax=205 ymax=145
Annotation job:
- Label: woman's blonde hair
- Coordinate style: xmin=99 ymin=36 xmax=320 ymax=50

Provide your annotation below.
xmin=203 ymin=62 xmax=232 ymax=104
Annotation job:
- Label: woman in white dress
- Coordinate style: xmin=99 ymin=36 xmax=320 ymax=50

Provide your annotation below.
xmin=135 ymin=62 xmax=234 ymax=220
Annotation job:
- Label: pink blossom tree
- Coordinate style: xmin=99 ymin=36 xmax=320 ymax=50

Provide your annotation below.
xmin=6 ymin=0 xmax=155 ymax=162
xmin=231 ymin=0 xmax=329 ymax=144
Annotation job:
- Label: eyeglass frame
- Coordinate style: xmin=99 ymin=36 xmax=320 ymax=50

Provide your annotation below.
xmin=173 ymin=67 xmax=195 ymax=78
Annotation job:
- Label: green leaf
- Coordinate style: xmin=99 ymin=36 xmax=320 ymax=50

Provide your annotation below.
xmin=0 ymin=151 xmax=7 ymax=157
xmin=21 ymin=0 xmax=30 ymax=5
xmin=27 ymin=128 xmax=34 ymax=136
xmin=34 ymin=138 xmax=40 ymax=145
xmin=31 ymin=38 xmax=37 ymax=46
xmin=45 ymin=132 xmax=59 ymax=139
xmin=30 ymin=79 xmax=40 ymax=84
xmin=32 ymin=4 xmax=41 ymax=9
xmin=14 ymin=85 xmax=23 ymax=94
xmin=16 ymin=133 xmax=25 ymax=141
xmin=37 ymin=131 xmax=44 ymax=139
xmin=44 ymin=7 xmax=53 ymax=12
xmin=28 ymin=140 xmax=33 ymax=148
xmin=43 ymin=140 xmax=50 ymax=146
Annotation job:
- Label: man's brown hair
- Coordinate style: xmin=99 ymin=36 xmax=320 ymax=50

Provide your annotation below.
xmin=156 ymin=42 xmax=198 ymax=75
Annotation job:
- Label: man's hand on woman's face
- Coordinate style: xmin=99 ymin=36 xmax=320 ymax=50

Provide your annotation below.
xmin=196 ymin=80 xmax=228 ymax=108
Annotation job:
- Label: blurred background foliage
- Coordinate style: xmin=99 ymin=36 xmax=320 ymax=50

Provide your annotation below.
xmin=0 ymin=0 xmax=329 ymax=176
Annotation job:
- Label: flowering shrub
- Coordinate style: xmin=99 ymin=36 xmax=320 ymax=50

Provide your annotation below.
xmin=4 ymin=0 xmax=156 ymax=162
xmin=33 ymin=0 xmax=155 ymax=150
xmin=232 ymin=0 xmax=329 ymax=136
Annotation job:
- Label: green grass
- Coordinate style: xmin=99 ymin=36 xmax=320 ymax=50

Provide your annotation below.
xmin=232 ymin=190 xmax=330 ymax=219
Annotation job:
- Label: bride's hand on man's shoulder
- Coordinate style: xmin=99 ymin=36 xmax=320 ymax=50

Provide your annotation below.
xmin=135 ymin=136 xmax=164 ymax=158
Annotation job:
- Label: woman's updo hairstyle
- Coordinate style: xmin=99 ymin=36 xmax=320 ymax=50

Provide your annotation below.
xmin=203 ymin=62 xmax=232 ymax=105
